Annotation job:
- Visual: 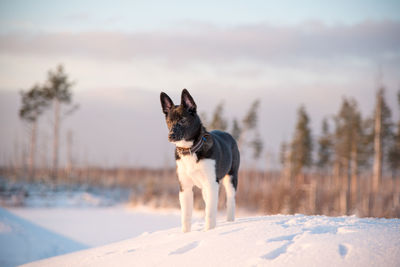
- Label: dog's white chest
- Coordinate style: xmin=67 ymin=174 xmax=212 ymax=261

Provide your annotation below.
xmin=176 ymin=154 xmax=215 ymax=189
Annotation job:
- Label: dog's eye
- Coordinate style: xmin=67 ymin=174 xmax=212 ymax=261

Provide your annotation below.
xmin=180 ymin=118 xmax=187 ymax=124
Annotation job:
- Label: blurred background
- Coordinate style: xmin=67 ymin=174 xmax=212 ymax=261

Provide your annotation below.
xmin=1 ymin=0 xmax=400 ymax=220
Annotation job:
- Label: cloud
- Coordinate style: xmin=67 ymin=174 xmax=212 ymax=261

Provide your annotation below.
xmin=63 ymin=12 xmax=91 ymax=21
xmin=0 ymin=20 xmax=399 ymax=65
xmin=1 ymin=20 xmax=400 ymax=168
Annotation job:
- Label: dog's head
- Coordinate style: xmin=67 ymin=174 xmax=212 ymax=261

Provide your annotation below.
xmin=160 ymin=89 xmax=202 ymax=147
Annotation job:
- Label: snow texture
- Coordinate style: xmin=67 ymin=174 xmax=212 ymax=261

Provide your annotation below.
xmin=0 ymin=180 xmax=131 ymax=208
xmin=9 ymin=207 xmax=181 ymax=247
xmin=22 ymin=214 xmax=400 ymax=267
xmin=0 ymin=207 xmax=87 ymax=267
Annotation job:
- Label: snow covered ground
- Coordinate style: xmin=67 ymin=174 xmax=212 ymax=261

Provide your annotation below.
xmin=1 ymin=180 xmax=399 ymax=266
xmin=0 ymin=208 xmax=88 ymax=267
xmin=0 ymin=206 xmax=182 ymax=266
xmin=9 ymin=206 xmax=181 ymax=247
xmin=22 ymin=214 xmax=400 ymax=267
xmin=0 ymin=180 xmax=131 ymax=208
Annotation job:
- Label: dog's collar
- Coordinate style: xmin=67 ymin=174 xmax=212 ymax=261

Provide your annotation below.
xmin=176 ymin=133 xmax=211 ymax=156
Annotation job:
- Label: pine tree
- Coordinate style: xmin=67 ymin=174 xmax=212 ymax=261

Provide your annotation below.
xmin=333 ymin=98 xmax=365 ymax=212
xmin=358 ymin=117 xmax=374 ymax=169
xmin=388 ymin=90 xmax=400 ymax=178
xmin=231 ymin=118 xmax=241 ymax=141
xmin=349 ymin=108 xmax=363 ymax=206
xmin=42 ymin=65 xmax=77 ymax=180
xmin=280 ymin=141 xmax=292 ymax=184
xmin=317 ymin=118 xmax=333 ymax=171
xmin=250 ymin=131 xmax=263 ymax=160
xmin=242 ymin=99 xmax=260 ymax=131
xmin=230 ymin=99 xmax=263 ymax=166
xmin=279 ymin=141 xmax=288 ymax=167
xmin=19 ymin=84 xmax=48 ymax=180
xmin=242 ymin=100 xmax=263 ymax=162
xmin=333 ymin=98 xmax=361 ymax=175
xmin=372 ymin=87 xmax=393 ymax=192
xmin=289 ymin=105 xmax=313 ymax=177
xmin=209 ymin=101 xmax=228 ymax=131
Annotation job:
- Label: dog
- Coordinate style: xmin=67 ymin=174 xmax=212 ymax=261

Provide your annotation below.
xmin=160 ymin=89 xmax=240 ymax=232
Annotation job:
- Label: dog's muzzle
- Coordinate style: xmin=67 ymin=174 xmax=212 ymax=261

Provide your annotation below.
xmin=168 ymin=124 xmax=183 ymax=142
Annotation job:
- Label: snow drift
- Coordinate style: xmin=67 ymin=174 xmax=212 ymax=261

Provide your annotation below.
xmin=0 ymin=208 xmax=87 ymax=267
xmin=23 ymin=214 xmax=400 ymax=267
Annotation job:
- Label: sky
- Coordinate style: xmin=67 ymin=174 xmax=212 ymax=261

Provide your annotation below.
xmin=1 ymin=1 xmax=400 ymax=33
xmin=0 ymin=1 xmax=399 ymax=168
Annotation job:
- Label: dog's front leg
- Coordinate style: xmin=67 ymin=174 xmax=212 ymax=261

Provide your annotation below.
xmin=179 ymin=187 xmax=193 ymax=233
xmin=204 ymin=180 xmax=219 ymax=230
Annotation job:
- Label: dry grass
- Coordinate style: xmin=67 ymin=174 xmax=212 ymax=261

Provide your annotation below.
xmin=1 ymin=166 xmax=399 ymax=218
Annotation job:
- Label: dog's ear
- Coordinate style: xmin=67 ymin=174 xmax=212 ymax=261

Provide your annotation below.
xmin=160 ymin=92 xmax=174 ymax=115
xmin=181 ymin=89 xmax=197 ymax=113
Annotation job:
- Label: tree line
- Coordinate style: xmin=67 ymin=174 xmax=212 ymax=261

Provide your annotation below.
xmin=278 ymin=87 xmax=400 ymax=213
xmin=200 ymin=99 xmax=264 ymax=164
xmin=197 ymin=85 xmax=400 ymax=186
xmin=5 ymin=66 xmax=399 ymax=217
xmin=283 ymin=87 xmax=400 ymax=180
xmin=17 ymin=65 xmax=400 ymax=187
xmin=19 ymin=65 xmax=77 ymax=181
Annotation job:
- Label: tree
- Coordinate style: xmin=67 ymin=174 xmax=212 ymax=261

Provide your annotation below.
xmin=388 ymin=90 xmax=400 ymax=178
xmin=358 ymin=117 xmax=374 ymax=169
xmin=209 ymin=101 xmax=228 ymax=131
xmin=333 ymin=97 xmax=368 ymax=212
xmin=289 ymin=105 xmax=313 ymax=177
xmin=333 ymin=98 xmax=359 ymax=174
xmin=242 ymin=99 xmax=260 ymax=131
xmin=42 ymin=65 xmax=77 ymax=180
xmin=239 ymin=99 xmax=263 ymax=162
xmin=250 ymin=131 xmax=263 ymax=160
xmin=280 ymin=141 xmax=292 ymax=184
xmin=227 ymin=99 xmax=263 ymax=165
xmin=317 ymin=118 xmax=333 ymax=171
xmin=19 ymin=84 xmax=48 ymax=180
xmin=372 ymin=87 xmax=393 ymax=192
xmin=231 ymin=118 xmax=241 ymax=141
xmin=279 ymin=141 xmax=288 ymax=167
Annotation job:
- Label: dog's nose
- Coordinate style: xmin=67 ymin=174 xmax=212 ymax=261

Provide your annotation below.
xmin=169 ymin=132 xmax=177 ymax=140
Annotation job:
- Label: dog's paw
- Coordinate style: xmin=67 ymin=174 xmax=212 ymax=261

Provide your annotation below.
xmin=204 ymin=222 xmax=216 ymax=231
xmin=182 ymin=226 xmax=191 ymax=233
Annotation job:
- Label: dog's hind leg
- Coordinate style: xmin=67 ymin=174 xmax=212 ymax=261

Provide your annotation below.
xmin=224 ymin=141 xmax=239 ymax=222
xmin=222 ymin=174 xmax=236 ymax=222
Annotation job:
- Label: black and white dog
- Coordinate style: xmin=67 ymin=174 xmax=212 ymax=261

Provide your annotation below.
xmin=160 ymin=89 xmax=240 ymax=232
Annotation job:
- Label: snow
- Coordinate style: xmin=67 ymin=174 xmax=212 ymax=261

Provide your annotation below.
xmin=1 ymin=180 xmax=399 ymax=266
xmin=9 ymin=206 xmax=181 ymax=246
xmin=0 ymin=207 xmax=87 ymax=267
xmin=0 ymin=182 xmax=131 ymax=208
xmin=22 ymin=214 xmax=400 ymax=267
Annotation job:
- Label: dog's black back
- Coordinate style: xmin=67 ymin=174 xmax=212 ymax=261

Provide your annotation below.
xmin=197 ymin=130 xmax=239 ymax=189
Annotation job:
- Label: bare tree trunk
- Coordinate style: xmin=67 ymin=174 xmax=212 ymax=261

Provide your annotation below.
xmin=373 ymin=91 xmax=383 ymax=193
xmin=66 ymin=130 xmax=73 ymax=177
xmin=343 ymin=158 xmax=350 ymax=214
xmin=52 ymin=98 xmax=60 ymax=181
xmin=333 ymin=160 xmax=340 ymax=189
xmin=283 ymin=151 xmax=292 ymax=186
xmin=40 ymin=133 xmax=48 ymax=177
xmin=309 ymin=179 xmax=317 ymax=214
xmin=350 ymin=140 xmax=358 ymax=210
xmin=28 ymin=119 xmax=37 ymax=181
xmin=13 ymin=137 xmax=21 ymax=177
